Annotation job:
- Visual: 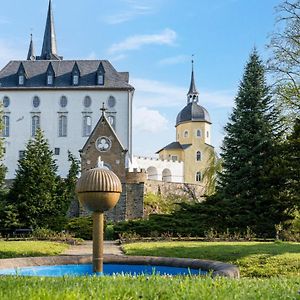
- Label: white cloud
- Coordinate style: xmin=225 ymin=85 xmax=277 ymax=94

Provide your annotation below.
xmin=108 ymin=28 xmax=177 ymax=53
xmin=133 ymin=106 xmax=169 ymax=133
xmin=0 ymin=39 xmax=24 ymax=69
xmin=158 ymin=55 xmax=189 ymax=66
xmin=104 ymin=0 xmax=155 ymax=24
xmin=131 ymin=77 xmax=235 ymax=109
xmin=109 ymin=54 xmax=127 ymax=62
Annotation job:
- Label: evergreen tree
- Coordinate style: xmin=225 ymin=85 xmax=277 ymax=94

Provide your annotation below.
xmin=8 ymin=129 xmax=61 ymax=229
xmin=214 ymin=50 xmax=283 ymax=235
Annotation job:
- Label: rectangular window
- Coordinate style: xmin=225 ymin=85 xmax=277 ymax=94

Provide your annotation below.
xmin=83 ymin=115 xmax=92 ymax=136
xmin=47 ymin=75 xmax=53 ymax=85
xmin=97 ymin=75 xmax=104 ymax=85
xmin=19 ymin=150 xmax=25 ymax=160
xmin=2 ymin=115 xmax=9 ymax=137
xmin=18 ymin=75 xmax=24 ymax=85
xmin=54 ymin=148 xmax=60 ymax=155
xmin=73 ymin=75 xmax=79 ymax=85
xmin=32 ymin=115 xmax=40 ymax=137
xmin=58 ymin=115 xmax=67 ymax=137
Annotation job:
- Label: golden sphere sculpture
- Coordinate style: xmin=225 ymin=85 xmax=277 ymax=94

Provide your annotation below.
xmin=75 ymin=163 xmax=122 ymax=274
xmin=76 ymin=167 xmax=122 ymax=213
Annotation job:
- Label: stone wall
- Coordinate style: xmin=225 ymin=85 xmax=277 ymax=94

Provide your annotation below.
xmin=144 ymin=180 xmax=205 ymax=200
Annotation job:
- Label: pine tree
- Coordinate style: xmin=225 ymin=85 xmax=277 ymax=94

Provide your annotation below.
xmin=8 ymin=129 xmax=61 ymax=229
xmin=215 ymin=50 xmax=283 ymax=235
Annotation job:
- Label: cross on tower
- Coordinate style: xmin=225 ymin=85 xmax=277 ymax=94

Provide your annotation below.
xmin=100 ymin=102 xmax=107 ymax=116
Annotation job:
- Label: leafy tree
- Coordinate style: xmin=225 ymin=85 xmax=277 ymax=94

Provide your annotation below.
xmin=7 ymin=129 xmax=61 ymax=229
xmin=268 ymin=0 xmax=300 ymax=123
xmin=212 ymin=50 xmax=285 ymax=236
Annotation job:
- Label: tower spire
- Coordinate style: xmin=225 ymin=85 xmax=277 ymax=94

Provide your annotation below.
xmin=40 ymin=0 xmax=60 ymax=60
xmin=27 ymin=34 xmax=35 ymax=61
xmin=187 ymin=56 xmax=199 ymax=104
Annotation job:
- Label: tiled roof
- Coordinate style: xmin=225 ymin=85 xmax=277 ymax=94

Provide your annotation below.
xmin=0 ymin=60 xmax=133 ymax=90
xmin=156 ymin=142 xmax=192 ymax=153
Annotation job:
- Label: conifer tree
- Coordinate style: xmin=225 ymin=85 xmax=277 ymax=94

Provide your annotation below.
xmin=215 ymin=50 xmax=283 ymax=235
xmin=8 ymin=129 xmax=60 ymax=229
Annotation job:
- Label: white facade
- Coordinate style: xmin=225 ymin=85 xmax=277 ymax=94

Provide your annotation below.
xmin=132 ymin=156 xmax=184 ymax=183
xmin=1 ymin=89 xmax=133 ymax=179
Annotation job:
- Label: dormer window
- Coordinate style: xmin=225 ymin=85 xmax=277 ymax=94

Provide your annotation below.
xmin=47 ymin=74 xmax=53 ymax=85
xmin=96 ymin=62 xmax=105 ymax=85
xmin=73 ymin=75 xmax=79 ymax=85
xmin=18 ymin=75 xmax=24 ymax=85
xmin=97 ymin=74 xmax=104 ymax=85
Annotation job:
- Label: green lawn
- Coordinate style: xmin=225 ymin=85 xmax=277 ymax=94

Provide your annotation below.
xmin=123 ymin=241 xmax=300 ymax=277
xmin=0 ymin=241 xmax=69 ymax=259
xmin=0 ymin=276 xmax=299 ymax=300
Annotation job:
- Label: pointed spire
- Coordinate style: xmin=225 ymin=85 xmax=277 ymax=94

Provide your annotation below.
xmin=187 ymin=56 xmax=199 ymax=104
xmin=27 ymin=34 xmax=35 ymax=61
xmin=40 ymin=0 xmax=60 ymax=60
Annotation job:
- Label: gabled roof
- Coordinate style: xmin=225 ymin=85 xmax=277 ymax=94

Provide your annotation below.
xmin=0 ymin=60 xmax=134 ymax=90
xmin=81 ymin=112 xmax=126 ymax=152
xmin=156 ymin=142 xmax=192 ymax=154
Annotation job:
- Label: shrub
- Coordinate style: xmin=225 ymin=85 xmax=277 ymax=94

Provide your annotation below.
xmin=65 ymin=217 xmax=93 ymax=240
xmin=31 ymin=227 xmax=77 ymax=244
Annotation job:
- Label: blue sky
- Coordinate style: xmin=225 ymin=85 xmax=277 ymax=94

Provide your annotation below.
xmin=0 ymin=0 xmax=282 ymax=156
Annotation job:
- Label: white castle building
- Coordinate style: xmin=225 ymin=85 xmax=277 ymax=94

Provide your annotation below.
xmin=0 ymin=1 xmax=134 ymax=179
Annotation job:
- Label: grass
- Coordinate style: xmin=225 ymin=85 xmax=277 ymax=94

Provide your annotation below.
xmin=123 ymin=241 xmax=300 ymax=277
xmin=0 ymin=241 xmax=69 ymax=259
xmin=0 ymin=276 xmax=299 ymax=300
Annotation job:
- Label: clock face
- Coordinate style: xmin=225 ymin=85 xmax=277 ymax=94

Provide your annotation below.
xmin=96 ymin=136 xmax=112 ymax=152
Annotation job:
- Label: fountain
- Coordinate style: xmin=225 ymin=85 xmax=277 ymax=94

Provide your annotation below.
xmin=75 ymin=157 xmax=122 ymax=274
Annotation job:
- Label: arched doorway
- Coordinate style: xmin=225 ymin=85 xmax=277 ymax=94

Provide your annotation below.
xmin=147 ymin=166 xmax=158 ymax=180
xmin=162 ymin=168 xmax=172 ymax=182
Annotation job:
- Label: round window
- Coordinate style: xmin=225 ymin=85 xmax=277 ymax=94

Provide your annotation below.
xmin=108 ymin=96 xmax=116 ymax=108
xmin=33 ymin=96 xmax=40 ymax=108
xmin=83 ymin=96 xmax=92 ymax=108
xmin=60 ymin=96 xmax=68 ymax=108
xmin=3 ymin=96 xmax=10 ymax=108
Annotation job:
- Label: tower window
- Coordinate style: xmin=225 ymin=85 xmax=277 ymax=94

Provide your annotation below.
xmin=196 ymin=151 xmax=202 ymax=161
xmin=196 ymin=171 xmax=202 ymax=182
xmin=196 ymin=129 xmax=201 ymax=137
xmin=58 ymin=115 xmax=67 ymax=137
xmin=2 ymin=115 xmax=10 ymax=137
xmin=83 ymin=115 xmax=92 ymax=136
xmin=31 ymin=115 xmax=40 ymax=136
xmin=184 ymin=130 xmax=189 ymax=138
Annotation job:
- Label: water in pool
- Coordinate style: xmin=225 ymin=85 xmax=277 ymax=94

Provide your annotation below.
xmin=0 ymin=264 xmax=206 ymax=277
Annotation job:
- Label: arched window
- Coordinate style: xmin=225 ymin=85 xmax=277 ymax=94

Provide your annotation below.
xmin=196 ymin=171 xmax=202 ymax=182
xmin=33 ymin=96 xmax=40 ymax=108
xmin=32 ymin=115 xmax=40 ymax=136
xmin=2 ymin=115 xmax=9 ymax=137
xmin=58 ymin=115 xmax=67 ymax=137
xmin=196 ymin=129 xmax=201 ymax=137
xmin=3 ymin=96 xmax=10 ymax=108
xmin=83 ymin=115 xmax=92 ymax=136
xmin=184 ymin=130 xmax=189 ymax=138
xmin=196 ymin=151 xmax=202 ymax=161
xmin=83 ymin=96 xmax=92 ymax=108
xmin=60 ymin=96 xmax=68 ymax=108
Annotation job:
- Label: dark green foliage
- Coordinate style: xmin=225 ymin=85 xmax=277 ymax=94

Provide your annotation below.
xmin=7 ymin=129 xmax=66 ymax=230
xmin=65 ymin=216 xmax=93 ymax=240
xmin=207 ymin=50 xmax=286 ymax=236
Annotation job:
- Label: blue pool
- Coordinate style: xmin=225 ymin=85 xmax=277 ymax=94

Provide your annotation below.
xmin=0 ymin=264 xmax=206 ymax=277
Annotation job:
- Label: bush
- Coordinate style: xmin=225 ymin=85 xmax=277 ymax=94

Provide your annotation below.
xmin=65 ymin=217 xmax=93 ymax=240
xmin=31 ymin=227 xmax=78 ymax=244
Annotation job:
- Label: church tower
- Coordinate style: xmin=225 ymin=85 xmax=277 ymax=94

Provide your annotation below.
xmin=157 ymin=60 xmax=213 ymax=184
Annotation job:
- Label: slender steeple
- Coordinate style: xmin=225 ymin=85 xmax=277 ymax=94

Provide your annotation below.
xmin=27 ymin=34 xmax=35 ymax=61
xmin=187 ymin=57 xmax=199 ymax=104
xmin=40 ymin=0 xmax=60 ymax=60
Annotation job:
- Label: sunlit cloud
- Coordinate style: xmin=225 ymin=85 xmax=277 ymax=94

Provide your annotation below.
xmin=108 ymin=28 xmax=177 ymax=53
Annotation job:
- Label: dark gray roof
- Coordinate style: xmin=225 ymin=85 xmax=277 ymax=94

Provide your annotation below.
xmin=27 ymin=35 xmax=35 ymax=61
xmin=187 ymin=62 xmax=198 ymax=96
xmin=0 ymin=60 xmax=133 ymax=90
xmin=176 ymin=102 xmax=211 ymax=126
xmin=156 ymin=142 xmax=192 ymax=153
